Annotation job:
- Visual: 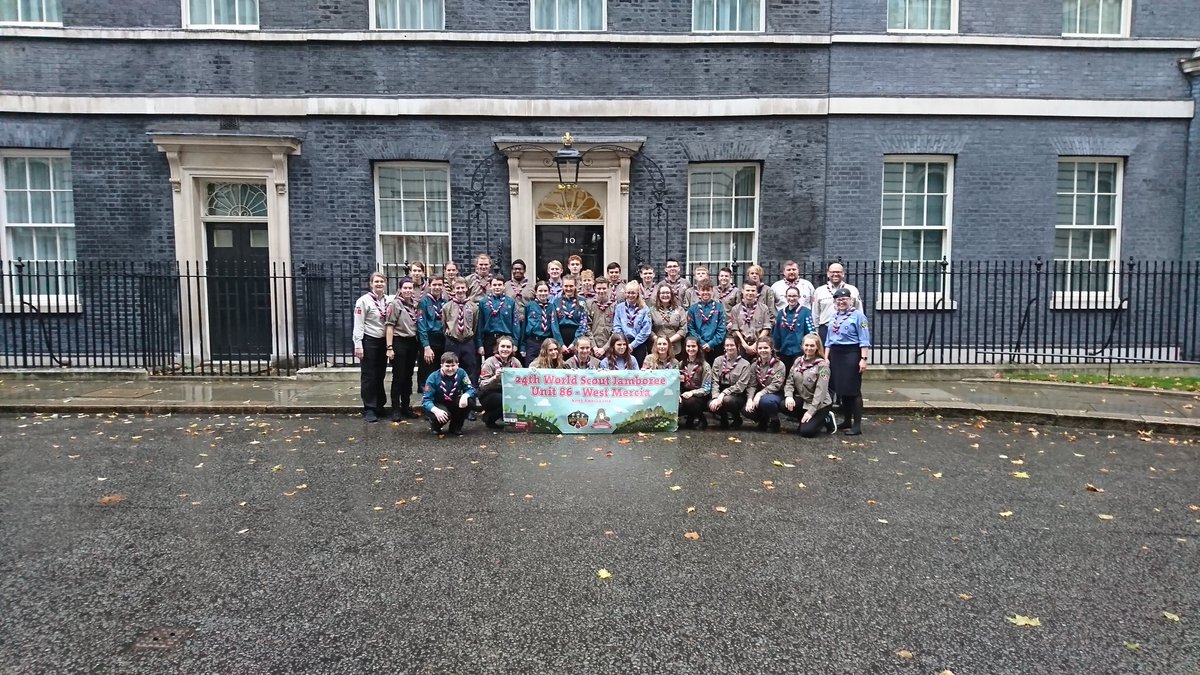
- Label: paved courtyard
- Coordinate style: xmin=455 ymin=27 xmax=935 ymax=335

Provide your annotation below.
xmin=1 ymin=413 xmax=1197 ymax=673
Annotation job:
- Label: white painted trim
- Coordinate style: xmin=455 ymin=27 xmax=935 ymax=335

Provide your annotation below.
xmin=2 ymin=94 xmax=1192 ymax=119
xmin=1 ymin=25 xmax=1194 ymax=49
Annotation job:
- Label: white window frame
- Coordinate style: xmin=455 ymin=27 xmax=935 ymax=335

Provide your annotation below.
xmin=691 ymin=0 xmax=765 ymax=33
xmin=530 ymin=0 xmax=607 ymax=31
xmin=0 ymin=0 xmax=62 ymax=26
xmin=685 ymin=163 xmax=760 ymax=278
xmin=374 ymin=162 xmax=452 ymax=282
xmin=1053 ymin=157 xmax=1123 ymax=309
xmin=371 ymin=0 xmax=445 ymax=30
xmin=1061 ymin=0 xmax=1131 ymax=37
xmin=0 ymin=150 xmax=78 ymax=313
xmin=877 ymin=155 xmax=955 ymax=311
xmin=182 ymin=0 xmax=259 ymax=30
xmin=886 ymin=0 xmax=958 ymax=33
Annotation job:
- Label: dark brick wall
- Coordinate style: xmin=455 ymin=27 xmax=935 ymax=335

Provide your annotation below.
xmin=830 ymin=45 xmax=1193 ymax=99
xmin=1133 ymin=1 xmax=1200 ymax=39
xmin=0 ymin=40 xmax=829 ymax=98
xmin=825 ymin=116 xmax=1190 ymax=264
xmin=63 ymin=0 xmax=180 ymax=27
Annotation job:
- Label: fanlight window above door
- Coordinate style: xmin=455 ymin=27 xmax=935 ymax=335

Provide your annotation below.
xmin=536 ymin=187 xmax=603 ymax=221
xmin=206 ymin=183 xmax=268 ymax=217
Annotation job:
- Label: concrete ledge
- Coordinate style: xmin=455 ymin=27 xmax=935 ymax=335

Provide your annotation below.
xmin=964 ymin=377 xmax=1200 ymax=399
xmin=0 ymin=368 xmax=149 ymax=381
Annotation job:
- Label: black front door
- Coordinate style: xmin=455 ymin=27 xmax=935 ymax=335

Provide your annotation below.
xmin=535 ymin=224 xmax=604 ymax=279
xmin=206 ymin=224 xmax=271 ymax=359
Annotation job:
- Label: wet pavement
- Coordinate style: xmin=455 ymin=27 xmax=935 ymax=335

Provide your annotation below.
xmin=1 ymin=373 xmax=1196 ymax=434
xmin=0 ymin=413 xmax=1197 ymax=673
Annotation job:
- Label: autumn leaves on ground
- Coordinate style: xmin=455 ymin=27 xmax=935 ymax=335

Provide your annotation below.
xmin=0 ymin=412 xmax=1197 ymax=674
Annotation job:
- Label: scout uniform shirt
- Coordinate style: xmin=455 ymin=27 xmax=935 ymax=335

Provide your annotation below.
xmin=770 ymin=277 xmax=815 ymax=311
xmin=555 ymin=293 xmax=590 ymax=336
xmin=784 ymin=357 xmax=833 ymax=413
xmin=772 ymin=304 xmax=815 ymax=357
xmin=686 ymin=299 xmax=727 ymax=352
xmin=679 ymin=359 xmax=713 ymax=395
xmin=479 ymin=292 xmax=521 ymax=342
xmin=383 ymin=296 xmax=421 ymax=339
xmin=710 ymin=355 xmax=751 ymax=400
xmin=417 ymin=292 xmax=448 ymax=349
xmin=443 ymin=296 xmax=483 ymax=349
xmin=504 ymin=277 xmax=535 ymax=312
xmin=650 ymin=305 xmax=687 ymax=357
xmin=478 ymin=354 xmax=522 ymax=392
xmin=812 ymin=282 xmax=861 ymax=327
xmin=745 ymin=356 xmax=786 ymax=399
xmin=715 ymin=283 xmax=740 ymax=311
xmin=729 ymin=300 xmax=775 ymax=344
xmin=641 ymin=354 xmax=680 ymax=370
xmin=352 ymin=291 xmax=389 ymax=348
xmin=824 ymin=308 xmax=872 ymax=348
xmin=523 ymin=299 xmax=563 ymax=344
xmin=465 ymin=272 xmax=493 ymax=303
xmin=565 ymin=355 xmax=601 ymax=370
xmin=587 ymin=294 xmax=617 ymax=348
xmin=662 ymin=275 xmax=690 ymax=302
xmin=421 ymin=367 xmax=476 ymax=412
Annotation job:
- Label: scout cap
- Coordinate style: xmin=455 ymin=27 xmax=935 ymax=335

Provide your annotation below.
xmin=832 ymin=288 xmax=852 ymax=299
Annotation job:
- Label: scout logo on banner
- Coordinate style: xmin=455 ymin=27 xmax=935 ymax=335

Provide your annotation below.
xmin=501 ymin=368 xmax=679 ymax=434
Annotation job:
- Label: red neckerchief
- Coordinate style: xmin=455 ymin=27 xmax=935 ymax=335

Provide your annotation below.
xmin=594 ymin=295 xmax=614 ymax=315
xmin=657 ymin=306 xmax=675 ymax=324
xmin=795 ymin=358 xmax=819 ymax=379
xmin=426 ymin=294 xmax=445 ymax=320
xmin=720 ymin=356 xmax=736 ymax=381
xmin=740 ymin=302 xmax=756 ymax=329
xmin=624 ymin=303 xmax=638 ymax=328
xmin=485 ymin=294 xmax=506 ymax=317
xmin=509 ymin=278 xmax=528 ymax=296
xmin=716 ymin=285 xmax=736 ymax=302
xmin=682 ymin=360 xmax=702 ymax=387
xmin=536 ymin=301 xmax=550 ymax=333
xmin=832 ymin=310 xmax=853 ymax=334
xmin=695 ymin=300 xmax=718 ymax=324
xmin=400 ymin=299 xmax=419 ymax=324
xmin=778 ymin=304 xmax=802 ymax=332
xmin=370 ymin=293 xmax=387 ymax=318
xmin=756 ymin=357 xmax=778 ymax=387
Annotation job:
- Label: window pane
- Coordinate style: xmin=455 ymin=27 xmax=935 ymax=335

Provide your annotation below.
xmin=1095 ymin=193 xmax=1114 ymax=226
xmin=1095 ymin=162 xmax=1116 ymax=193
xmin=1053 ymin=230 xmax=1071 ymax=258
xmin=1100 ymin=0 xmax=1121 ymax=33
xmin=6 ymin=190 xmax=28 ymax=223
xmin=427 ymin=202 xmax=449 ymax=233
xmin=689 ymin=170 xmax=714 ymax=198
xmin=581 ymin=0 xmax=602 ymax=29
xmin=903 ymin=195 xmax=923 ymax=227
xmin=378 ymin=168 xmax=403 ymax=199
xmin=709 ymin=170 xmax=733 ymax=198
xmin=27 ymin=157 xmax=51 ymax=189
xmin=715 ymin=0 xmax=735 ymax=30
xmin=930 ymin=0 xmax=951 ymax=28
xmin=1070 ymin=229 xmax=1089 ymax=256
xmin=711 ymin=199 xmax=733 ymax=228
xmin=379 ymin=202 xmax=402 ymax=232
xmin=0 ymin=0 xmax=18 ymax=22
xmin=1078 ymin=0 xmax=1100 ymax=32
xmin=906 ymin=0 xmax=929 ymax=29
xmin=733 ymin=166 xmax=756 ymax=197
xmin=1056 ymin=163 xmax=1075 ymax=194
xmin=401 ymin=171 xmax=427 ymax=200
xmin=881 ymin=230 xmax=900 ymax=260
xmin=18 ymin=0 xmax=39 ymax=21
xmin=51 ymin=157 xmax=70 ymax=189
xmin=60 ymin=227 xmax=75 ymax=259
xmin=922 ymin=229 xmax=944 ymax=260
xmin=689 ymin=201 xmax=709 ymax=230
xmin=733 ymin=198 xmax=754 ymax=229
xmin=9 ymin=227 xmax=34 ymax=258
xmin=887 ymin=0 xmax=905 ymax=28
xmin=924 ymin=195 xmax=945 ymax=226
xmin=534 ymin=0 xmax=555 ymax=29
xmin=29 ymin=191 xmax=52 ymax=223
xmin=424 ymin=171 xmax=448 ymax=200
xmin=882 ymin=163 xmax=904 ymax=193
xmin=402 ymin=201 xmax=424 ymax=232
xmin=1063 ymin=0 xmax=1079 ymax=32
xmin=1090 ymin=229 xmax=1113 ymax=259
xmin=1055 ymin=195 xmax=1074 ymax=224
xmin=213 ymin=0 xmax=232 ymax=24
xmin=558 ymin=0 xmax=579 ymax=29
xmin=693 ymin=0 xmax=714 ymax=30
xmin=53 ymin=189 xmax=73 ymax=223
xmin=925 ymin=162 xmax=947 ymax=193
xmin=738 ymin=0 xmax=759 ymax=30
xmin=1075 ymin=163 xmax=1096 ymax=193
xmin=191 ymin=0 xmax=208 ymax=24
xmin=1076 ymin=194 xmax=1095 ymax=225
xmin=423 ymin=0 xmax=443 ymax=27
xmin=904 ymin=162 xmax=926 ymax=193
xmin=881 ymin=195 xmax=903 ymax=226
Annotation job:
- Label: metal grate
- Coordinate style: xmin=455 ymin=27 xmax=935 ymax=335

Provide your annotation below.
xmin=133 ymin=626 xmax=193 ymax=651
xmin=218 ymin=117 xmax=241 ymax=130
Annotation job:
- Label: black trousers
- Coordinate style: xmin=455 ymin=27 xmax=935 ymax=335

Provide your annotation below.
xmin=632 ymin=341 xmax=649 ymax=366
xmin=427 ymin=397 xmax=475 ymax=434
xmin=560 ymin=324 xmax=579 ymax=349
xmin=780 ymin=353 xmax=798 ymax=377
xmin=712 ymin=392 xmax=747 ymax=422
xmin=679 ymin=393 xmax=711 ymax=420
xmin=389 ymin=335 xmax=419 ymax=410
xmin=360 ymin=334 xmax=388 ymax=413
xmin=817 ymin=325 xmax=828 ymax=344
xmin=446 ymin=337 xmax=479 ymax=384
xmin=479 ymin=389 xmax=504 ymax=425
xmin=787 ymin=404 xmax=833 ymax=437
xmin=417 ymin=334 xmax=445 ymax=391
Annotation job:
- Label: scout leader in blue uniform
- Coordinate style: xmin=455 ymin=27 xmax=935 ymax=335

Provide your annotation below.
xmin=824 ymin=287 xmax=872 ymax=436
xmin=422 ymin=351 xmax=477 ymax=436
xmin=521 ymin=281 xmax=563 ymax=366
xmin=416 ymin=276 xmax=448 ymax=390
xmin=686 ymin=281 xmax=727 ymax=364
xmin=478 ymin=277 xmax=521 ymax=358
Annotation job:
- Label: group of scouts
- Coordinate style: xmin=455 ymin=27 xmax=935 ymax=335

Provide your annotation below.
xmin=352 ymin=254 xmax=871 ymax=437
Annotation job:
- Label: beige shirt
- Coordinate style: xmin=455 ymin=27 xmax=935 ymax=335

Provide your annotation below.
xmin=442 ymin=299 xmax=479 ymax=341
xmin=711 ymin=356 xmax=751 ymax=398
xmin=650 ymin=306 xmax=687 ymax=356
xmin=784 ymin=357 xmax=833 ymax=413
xmin=383 ymin=298 xmax=420 ymax=339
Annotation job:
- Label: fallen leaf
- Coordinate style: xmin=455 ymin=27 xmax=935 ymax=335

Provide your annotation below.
xmin=826 ymin=454 xmax=841 ymax=461
xmin=866 ymin=499 xmax=878 ymax=507
xmin=895 ymin=649 xmax=914 ymax=660
xmin=999 ymin=511 xmax=1014 ymax=518
xmin=283 ymin=491 xmax=297 ymax=497
xmin=1098 ymin=514 xmax=1114 ymax=521
xmin=67 ymin=454 xmax=80 ymax=459
xmin=797 ymin=482 xmax=807 ymax=489
xmin=1010 ymin=458 xmax=1025 ymax=466
xmin=772 ymin=460 xmax=784 ymax=467
xmin=1011 ymin=471 xmax=1030 ymax=479
xmin=1124 ymin=641 xmax=1140 ymax=652
xmin=394 ymin=499 xmax=407 ymax=507
xmin=1162 ymin=611 xmax=1181 ymax=622
xmin=372 ymin=506 xmax=384 ymax=511
xmin=97 ymin=494 xmax=125 ymax=506
xmin=669 ymin=485 xmax=682 ymax=491
xmin=932 ymin=472 xmax=943 ymax=479
xmin=1086 ymin=484 xmax=1105 ymax=493
xmin=686 ymin=506 xmax=696 ymax=514
xmin=1007 ymin=615 xmax=1041 ymax=627
xmin=236 ymin=528 xmax=249 ymax=534
xmin=939 ymin=670 xmax=956 ymax=675
xmin=664 ymin=469 xmax=673 ymax=477
xmin=714 ymin=506 xmax=728 ymax=514
xmin=683 ymin=531 xmax=701 ymax=541
xmin=877 ymin=519 xmax=889 ymax=524
xmin=596 ymin=568 xmax=612 ymax=580
xmin=958 ymin=593 xmax=973 ymax=601
xmin=271 ymin=464 xmax=282 ymax=472
xmin=617 ymin=438 xmax=632 ymax=445
xmin=537 ymin=462 xmax=549 ymax=468
xmin=1187 ymin=504 xmax=1199 ymax=512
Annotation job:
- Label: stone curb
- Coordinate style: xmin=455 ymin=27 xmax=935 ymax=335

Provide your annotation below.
xmin=3 ymin=402 xmax=1196 ymax=436
xmin=964 ymin=377 xmax=1200 ymax=399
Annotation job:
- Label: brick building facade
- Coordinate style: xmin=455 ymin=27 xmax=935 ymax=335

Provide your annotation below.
xmin=1 ymin=1 xmax=1197 ymax=367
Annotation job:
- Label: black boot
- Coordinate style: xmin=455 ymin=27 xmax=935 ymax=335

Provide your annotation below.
xmin=696 ymin=413 xmax=709 ymax=430
xmin=730 ymin=413 xmax=744 ymax=430
xmin=718 ymin=413 xmax=731 ymax=430
xmin=843 ymin=397 xmax=863 ymax=436
xmin=838 ymin=396 xmax=854 ymax=430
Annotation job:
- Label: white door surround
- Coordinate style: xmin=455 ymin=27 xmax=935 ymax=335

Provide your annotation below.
xmin=495 ymin=136 xmax=644 ymax=275
xmin=151 ymin=133 xmax=301 ymax=365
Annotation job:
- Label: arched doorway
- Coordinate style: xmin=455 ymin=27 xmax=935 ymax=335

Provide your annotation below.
xmin=533 ymin=184 xmax=605 ymax=278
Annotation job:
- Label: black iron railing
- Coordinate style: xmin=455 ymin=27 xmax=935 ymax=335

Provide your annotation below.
xmin=1 ymin=258 xmax=1197 ymax=375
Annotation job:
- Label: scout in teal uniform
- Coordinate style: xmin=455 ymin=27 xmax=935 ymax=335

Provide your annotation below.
xmin=422 ymin=351 xmax=476 ymax=436
xmin=522 ymin=281 xmax=563 ymax=365
xmin=686 ymin=281 xmax=727 ymax=364
xmin=417 ymin=276 xmax=448 ymax=390
xmin=772 ymin=285 xmax=816 ymax=375
xmin=479 ymin=276 xmax=521 ymax=357
xmin=554 ymin=276 xmax=590 ymax=359
xmin=824 ymin=287 xmax=872 ymax=436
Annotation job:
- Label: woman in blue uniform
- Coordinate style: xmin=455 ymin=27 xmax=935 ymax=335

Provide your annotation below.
xmin=824 ymin=288 xmax=871 ymax=436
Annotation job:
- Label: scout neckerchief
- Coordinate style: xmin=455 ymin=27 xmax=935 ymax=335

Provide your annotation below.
xmin=509 ymin=278 xmax=529 ymax=298
xmin=756 ymin=357 xmax=778 ymax=387
xmin=370 ymin=292 xmax=388 ymax=319
xmin=536 ymin=301 xmax=551 ymax=334
xmin=832 ymin=309 xmax=853 ymax=335
xmin=594 ymin=294 xmax=613 ymax=316
xmin=682 ymin=360 xmax=703 ymax=388
xmin=486 ymin=293 xmax=506 ymax=317
xmin=778 ymin=304 xmax=803 ymax=332
xmin=400 ymin=298 xmax=419 ymax=325
xmin=657 ymin=305 xmax=675 ymax=326
xmin=740 ymin=301 xmax=756 ymax=331
xmin=439 ymin=371 xmax=458 ymax=402
xmin=795 ymin=358 xmax=819 ymax=380
xmin=624 ymin=302 xmax=639 ymax=329
xmin=720 ymin=356 xmax=736 ymax=383
xmin=695 ymin=300 xmax=718 ymax=325
xmin=716 ymin=284 xmax=736 ymax=303
xmin=426 ymin=293 xmax=445 ymax=321
xmin=453 ymin=298 xmax=470 ymax=334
